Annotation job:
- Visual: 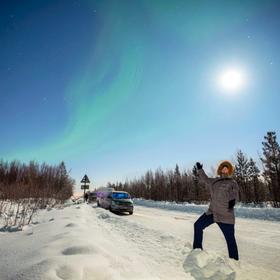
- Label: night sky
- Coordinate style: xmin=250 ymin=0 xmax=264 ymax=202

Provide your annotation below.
xmin=1 ymin=0 xmax=280 ymax=188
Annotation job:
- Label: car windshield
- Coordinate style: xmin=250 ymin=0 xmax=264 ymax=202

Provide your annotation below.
xmin=112 ymin=192 xmax=130 ymax=199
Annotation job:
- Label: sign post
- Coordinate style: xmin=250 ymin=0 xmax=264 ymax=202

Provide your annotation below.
xmin=81 ymin=174 xmax=90 ymax=202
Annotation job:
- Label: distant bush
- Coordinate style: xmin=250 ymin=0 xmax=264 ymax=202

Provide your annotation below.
xmin=0 ymin=160 xmax=74 ymax=230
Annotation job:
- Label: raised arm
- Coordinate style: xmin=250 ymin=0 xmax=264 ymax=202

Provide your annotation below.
xmin=195 ymin=162 xmax=216 ymax=186
xmin=197 ymin=168 xmax=216 ymax=186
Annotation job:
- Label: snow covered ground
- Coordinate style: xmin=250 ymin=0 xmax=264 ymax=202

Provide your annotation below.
xmin=0 ymin=203 xmax=279 ymax=280
xmin=133 ymin=199 xmax=280 ymax=221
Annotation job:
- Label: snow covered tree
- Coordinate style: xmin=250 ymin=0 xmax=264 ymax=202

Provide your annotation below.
xmin=233 ymin=150 xmax=251 ymax=202
xmin=181 ymin=169 xmax=191 ymax=202
xmin=174 ymin=164 xmax=182 ymax=202
xmin=154 ymin=168 xmax=166 ymax=201
xmin=261 ymin=131 xmax=280 ymax=207
xmin=56 ymin=161 xmax=74 ymax=201
xmin=247 ymin=158 xmax=265 ymax=204
xmin=144 ymin=170 xmax=154 ymax=200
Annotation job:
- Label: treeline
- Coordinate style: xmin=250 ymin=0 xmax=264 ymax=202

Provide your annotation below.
xmin=108 ymin=131 xmax=280 ymax=207
xmin=0 ymin=160 xmax=74 ymax=229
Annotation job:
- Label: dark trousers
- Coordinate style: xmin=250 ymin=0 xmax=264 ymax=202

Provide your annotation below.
xmin=193 ymin=213 xmax=239 ymax=260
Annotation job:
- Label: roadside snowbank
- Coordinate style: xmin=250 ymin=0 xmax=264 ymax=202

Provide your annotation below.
xmin=133 ymin=199 xmax=280 ymax=221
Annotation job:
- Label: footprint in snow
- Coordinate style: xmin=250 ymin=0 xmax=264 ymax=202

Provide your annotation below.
xmin=62 ymin=245 xmax=98 ymax=256
xmin=56 ymin=265 xmax=81 ymax=280
xmin=181 ymin=242 xmax=192 ymax=255
xmin=160 ymin=234 xmax=175 ymax=243
xmin=97 ymin=213 xmax=110 ymax=219
xmin=65 ymin=223 xmax=77 ymax=228
xmin=56 ymin=265 xmax=114 ymax=280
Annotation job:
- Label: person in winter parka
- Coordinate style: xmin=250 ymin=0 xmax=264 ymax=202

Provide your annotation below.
xmin=192 ymin=160 xmax=239 ymax=260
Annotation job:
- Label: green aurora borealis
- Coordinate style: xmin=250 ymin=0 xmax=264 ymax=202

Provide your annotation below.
xmin=1 ymin=0 xmax=280 ymax=186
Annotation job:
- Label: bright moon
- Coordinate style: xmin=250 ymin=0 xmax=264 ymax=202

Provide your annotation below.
xmin=219 ymin=69 xmax=245 ymax=92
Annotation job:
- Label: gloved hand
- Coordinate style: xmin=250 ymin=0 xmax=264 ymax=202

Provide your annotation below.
xmin=196 ymin=162 xmax=203 ymax=170
xmin=228 ymin=199 xmax=236 ymax=209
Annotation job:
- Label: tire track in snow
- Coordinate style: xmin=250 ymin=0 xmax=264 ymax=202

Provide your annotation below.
xmin=94 ymin=207 xmax=190 ymax=279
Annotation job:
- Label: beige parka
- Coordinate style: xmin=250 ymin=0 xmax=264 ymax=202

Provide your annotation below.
xmin=197 ymin=169 xmax=239 ymax=224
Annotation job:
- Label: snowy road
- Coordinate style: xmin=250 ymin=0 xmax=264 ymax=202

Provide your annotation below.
xmin=0 ymin=203 xmax=279 ymax=280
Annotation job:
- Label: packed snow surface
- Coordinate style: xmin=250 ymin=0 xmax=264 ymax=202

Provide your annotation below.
xmin=0 ymin=203 xmax=280 ymax=280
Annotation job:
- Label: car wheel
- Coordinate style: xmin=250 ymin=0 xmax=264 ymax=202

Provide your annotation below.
xmin=129 ymin=211 xmax=133 ymax=215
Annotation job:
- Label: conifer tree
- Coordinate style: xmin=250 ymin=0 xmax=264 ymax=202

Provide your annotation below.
xmin=261 ymin=131 xmax=280 ymax=207
xmin=234 ymin=150 xmax=251 ymax=202
xmin=174 ymin=164 xmax=182 ymax=202
xmin=248 ymin=158 xmax=264 ymax=203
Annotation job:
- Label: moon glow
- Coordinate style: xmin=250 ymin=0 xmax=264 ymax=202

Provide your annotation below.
xmin=219 ymin=69 xmax=245 ymax=92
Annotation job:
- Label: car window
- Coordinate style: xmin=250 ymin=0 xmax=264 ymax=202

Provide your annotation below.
xmin=112 ymin=193 xmax=130 ymax=199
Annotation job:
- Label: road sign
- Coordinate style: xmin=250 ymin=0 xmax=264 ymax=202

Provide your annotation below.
xmin=81 ymin=174 xmax=90 ymax=184
xmin=81 ymin=174 xmax=91 ymax=202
